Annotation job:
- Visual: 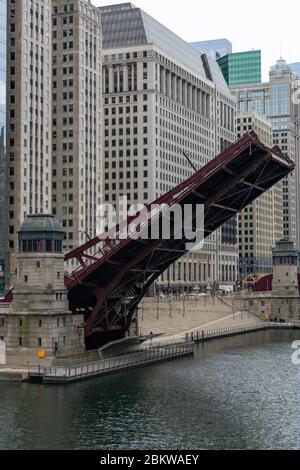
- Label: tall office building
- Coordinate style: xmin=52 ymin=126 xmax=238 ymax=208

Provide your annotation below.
xmin=5 ymin=0 xmax=102 ymax=279
xmin=101 ymin=3 xmax=238 ymax=289
xmin=231 ymin=58 xmax=300 ymax=249
xmin=237 ymin=111 xmax=283 ymax=277
xmin=269 ymin=59 xmax=299 ymax=248
xmin=218 ymin=50 xmax=262 ymax=86
xmin=51 ymin=0 xmax=102 ymax=268
xmin=6 ymin=0 xmax=52 ymax=280
xmin=0 ymin=0 xmax=6 ymax=291
xmin=190 ymin=39 xmax=232 ymax=61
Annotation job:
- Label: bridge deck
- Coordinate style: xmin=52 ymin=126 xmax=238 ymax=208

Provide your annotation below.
xmin=64 ymin=132 xmax=294 ymax=337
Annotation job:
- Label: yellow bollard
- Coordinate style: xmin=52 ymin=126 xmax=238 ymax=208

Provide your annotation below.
xmin=264 ymin=313 xmax=270 ymax=322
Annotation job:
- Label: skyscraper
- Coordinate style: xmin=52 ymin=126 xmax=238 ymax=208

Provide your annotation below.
xmin=237 ymin=111 xmax=283 ymax=277
xmin=0 ymin=0 xmax=6 ymax=291
xmin=5 ymin=0 xmax=103 ymax=279
xmin=6 ymin=0 xmax=52 ymax=281
xmin=218 ymin=50 xmax=262 ymax=86
xmin=51 ymin=0 xmax=102 ymax=269
xmin=190 ymin=39 xmax=232 ymax=61
xmin=231 ymin=58 xmax=300 ymax=249
xmin=100 ymin=3 xmax=238 ymax=289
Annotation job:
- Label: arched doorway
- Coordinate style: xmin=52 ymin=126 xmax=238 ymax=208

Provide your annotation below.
xmin=0 ymin=340 xmax=6 ymax=365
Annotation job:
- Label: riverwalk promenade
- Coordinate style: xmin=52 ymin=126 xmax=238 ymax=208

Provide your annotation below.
xmin=0 ymin=341 xmax=194 ymax=384
xmin=1 ymin=297 xmax=300 ymax=385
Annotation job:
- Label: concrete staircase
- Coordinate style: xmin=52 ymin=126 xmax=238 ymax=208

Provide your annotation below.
xmin=137 ymin=297 xmax=234 ymax=337
xmin=217 ymin=294 xmax=266 ymax=321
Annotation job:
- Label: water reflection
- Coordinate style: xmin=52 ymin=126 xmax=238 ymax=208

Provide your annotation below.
xmin=0 ymin=330 xmax=299 ymax=450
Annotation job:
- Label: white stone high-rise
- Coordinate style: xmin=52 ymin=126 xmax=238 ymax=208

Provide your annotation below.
xmin=5 ymin=0 xmax=103 ymax=278
xmin=0 ymin=0 xmax=7 ymax=291
xmin=100 ymin=3 xmax=238 ymax=290
xmin=237 ymin=111 xmax=283 ymax=277
xmin=6 ymin=0 xmax=52 ymax=279
xmin=51 ymin=0 xmax=102 ymax=270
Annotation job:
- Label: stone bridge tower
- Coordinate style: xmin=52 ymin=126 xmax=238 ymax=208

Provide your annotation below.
xmin=0 ymin=215 xmax=85 ymax=366
xmin=272 ymin=240 xmax=299 ymax=295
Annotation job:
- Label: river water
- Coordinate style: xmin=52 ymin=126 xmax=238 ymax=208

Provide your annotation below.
xmin=0 ymin=330 xmax=300 ymax=450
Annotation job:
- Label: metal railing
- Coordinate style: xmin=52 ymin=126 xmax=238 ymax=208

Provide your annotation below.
xmin=270 ymin=321 xmax=300 ymax=329
xmin=185 ymin=323 xmax=269 ymax=343
xmin=28 ymin=342 xmax=194 ymax=380
xmin=217 ymin=295 xmax=268 ymax=322
xmin=142 ymin=296 xmax=215 ymax=304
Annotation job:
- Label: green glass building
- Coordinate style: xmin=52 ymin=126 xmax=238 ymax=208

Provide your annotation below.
xmin=217 ymin=50 xmax=261 ymax=86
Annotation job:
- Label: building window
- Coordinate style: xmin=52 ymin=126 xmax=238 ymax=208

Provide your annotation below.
xmin=46 ymin=240 xmax=52 ymax=252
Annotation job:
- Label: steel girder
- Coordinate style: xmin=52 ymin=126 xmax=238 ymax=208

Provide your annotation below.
xmin=64 ymin=132 xmax=294 ymax=337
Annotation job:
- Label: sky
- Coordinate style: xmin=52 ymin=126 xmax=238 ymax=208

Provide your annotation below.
xmin=94 ymin=0 xmax=300 ymax=81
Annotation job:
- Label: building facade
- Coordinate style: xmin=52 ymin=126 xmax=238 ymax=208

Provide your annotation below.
xmin=6 ymin=0 xmax=52 ymax=281
xmin=237 ymin=240 xmax=300 ymax=321
xmin=190 ymin=38 xmax=232 ymax=61
xmin=0 ymin=0 xmax=6 ymax=291
xmin=218 ymin=50 xmax=261 ymax=86
xmin=5 ymin=0 xmax=103 ymax=279
xmin=100 ymin=3 xmax=238 ymax=290
xmin=237 ymin=111 xmax=283 ymax=277
xmin=51 ymin=0 xmax=102 ymax=270
xmin=231 ymin=58 xmax=300 ymax=249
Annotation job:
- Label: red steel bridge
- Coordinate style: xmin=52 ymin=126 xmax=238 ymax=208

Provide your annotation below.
xmin=64 ymin=132 xmax=294 ymax=345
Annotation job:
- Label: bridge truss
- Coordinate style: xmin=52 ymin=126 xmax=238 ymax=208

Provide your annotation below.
xmin=64 ymin=132 xmax=294 ymax=338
